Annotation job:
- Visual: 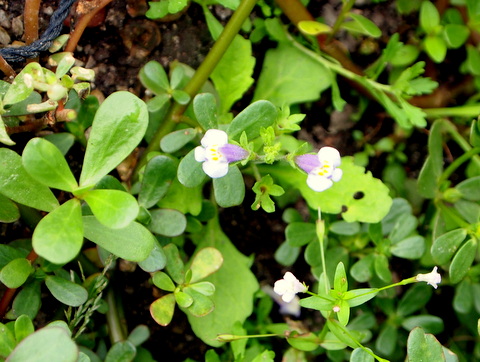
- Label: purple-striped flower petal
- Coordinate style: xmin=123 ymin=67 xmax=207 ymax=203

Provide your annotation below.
xmin=296 ymin=146 xmax=342 ymax=192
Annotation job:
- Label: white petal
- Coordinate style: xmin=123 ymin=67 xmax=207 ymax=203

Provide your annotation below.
xmin=194 ymin=146 xmax=206 ymax=162
xmin=317 ymin=147 xmax=341 ymax=167
xmin=307 ymin=174 xmax=333 ymax=192
xmin=274 ymin=279 xmax=289 ymax=295
xmin=281 ymin=291 xmax=296 ymax=303
xmin=202 ymin=161 xmax=229 ymax=178
xmin=283 ymin=272 xmax=297 ymax=282
xmin=331 ymin=168 xmax=343 ymax=182
xmin=201 ymin=129 xmax=228 ymax=147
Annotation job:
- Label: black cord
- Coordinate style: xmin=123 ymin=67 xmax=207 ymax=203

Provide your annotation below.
xmin=0 ymin=0 xmax=77 ymax=63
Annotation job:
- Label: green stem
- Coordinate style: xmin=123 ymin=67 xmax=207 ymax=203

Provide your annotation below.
xmin=439 ymin=147 xmax=480 ymax=185
xmin=329 ymin=0 xmax=355 ymax=40
xmin=423 ymin=104 xmax=480 ymax=118
xmin=440 ymin=119 xmax=480 ymax=170
xmin=316 ymin=210 xmax=329 ymax=295
xmin=106 ymin=287 xmax=127 ymax=344
xmin=136 ymin=0 xmax=257 ymax=172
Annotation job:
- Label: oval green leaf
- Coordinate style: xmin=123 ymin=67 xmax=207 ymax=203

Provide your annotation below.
xmin=212 ymin=165 xmax=245 ymax=207
xmin=82 ymin=189 xmax=139 ymax=229
xmin=32 ymin=199 xmax=83 ymax=264
xmin=0 ymin=258 xmax=32 ymax=288
xmin=193 ymin=93 xmax=219 ymax=130
xmin=150 ymin=293 xmax=176 ymax=326
xmin=189 ymin=247 xmax=223 ymax=283
xmin=82 ymin=215 xmax=155 ymax=262
xmin=152 ymin=271 xmax=176 ymax=292
xmin=431 ymin=228 xmax=467 ymax=265
xmin=0 ymin=148 xmax=59 ymax=212
xmin=0 ymin=193 xmax=20 ymax=223
xmin=177 ymin=148 xmax=207 ymax=188
xmin=160 ymin=129 xmax=197 ymax=153
xmin=79 ymin=91 xmax=148 ymax=187
xmin=149 ymin=209 xmax=187 ymax=237
xmin=449 ymin=238 xmax=477 ymax=284
xmin=45 ymin=276 xmax=88 ymax=307
xmin=227 ymin=100 xmax=277 ymax=141
xmin=22 ymin=138 xmax=77 ymax=192
xmin=139 ymin=155 xmax=177 ymax=208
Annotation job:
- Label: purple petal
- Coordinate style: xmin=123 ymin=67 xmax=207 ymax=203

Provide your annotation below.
xmin=295 ymin=154 xmax=321 ymax=173
xmin=219 ymin=144 xmax=249 ymax=163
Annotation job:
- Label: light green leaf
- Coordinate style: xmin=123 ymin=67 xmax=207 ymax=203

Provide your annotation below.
xmin=139 ymin=60 xmax=169 ymax=94
xmin=342 ymin=13 xmax=382 ymax=37
xmin=253 ymin=43 xmax=331 ymax=107
xmin=227 ymin=100 xmax=277 ymax=141
xmin=424 ymin=36 xmax=447 ymax=63
xmin=82 ymin=189 xmax=139 ymax=229
xmin=33 ymin=199 xmax=83 ymax=264
xmin=193 ymin=93 xmax=218 ymax=130
xmin=0 ymin=258 xmax=32 ymax=288
xmin=391 ymin=236 xmax=425 ymax=259
xmin=212 ymin=165 xmax=245 ymax=207
xmin=22 ymin=138 xmax=77 ymax=192
xmin=0 ymin=115 xmax=15 ymax=146
xmin=177 ymin=148 xmax=207 ymax=188
xmin=83 ymin=215 xmax=155 ymax=262
xmin=149 ymin=208 xmax=187 ymax=237
xmin=418 ymin=120 xmax=444 ymax=198
xmin=14 ymin=315 xmax=35 ymax=343
xmin=152 ymin=271 xmax=176 ymax=292
xmin=182 ymin=286 xmax=214 ymax=317
xmin=138 ymin=239 xmax=167 ymax=273
xmin=150 ymin=293 xmax=176 ymax=326
xmin=187 ymin=218 xmax=259 ymax=347
xmin=157 ymin=177 xmax=203 ymax=216
xmin=104 ymin=341 xmax=136 ymax=362
xmin=0 ymin=193 xmax=20 ymax=223
xmin=160 ymin=129 xmax=197 ymax=153
xmin=407 ymin=327 xmax=445 ymax=362
xmin=444 ymin=24 xmax=469 ymax=48
xmin=0 ymin=148 xmax=59 ymax=212
xmin=189 ymin=247 xmax=223 ymax=283
xmin=80 ymin=91 xmax=148 ymax=187
xmin=420 ymin=1 xmax=440 ymax=33
xmin=45 ymin=276 xmax=88 ymax=307
xmin=7 ymin=327 xmax=78 ymax=362
xmin=3 ymin=63 xmax=38 ymax=106
xmin=431 ymin=228 xmax=467 ymax=265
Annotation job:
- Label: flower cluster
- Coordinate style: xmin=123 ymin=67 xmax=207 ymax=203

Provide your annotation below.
xmin=295 ymin=147 xmax=343 ymax=192
xmin=194 ymin=129 xmax=249 ymax=178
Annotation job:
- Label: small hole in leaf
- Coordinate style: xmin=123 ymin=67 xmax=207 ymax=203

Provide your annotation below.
xmin=353 ymin=191 xmax=364 ymax=200
xmin=341 ymin=205 xmax=348 ymax=213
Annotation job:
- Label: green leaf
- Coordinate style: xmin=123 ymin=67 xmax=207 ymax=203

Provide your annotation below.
xmin=391 ymin=236 xmax=425 ymax=259
xmin=251 ymin=175 xmax=284 ymax=213
xmin=22 ymin=138 xmax=77 ymax=192
xmin=455 ymin=176 xmax=480 ymax=201
xmin=449 ymin=238 xmax=477 ymax=284
xmin=0 ymin=258 xmax=32 ymax=288
xmin=345 ymin=288 xmax=378 ymax=307
xmin=398 ymin=283 xmax=432 ymax=317
xmin=420 ymin=1 xmax=440 ymax=33
xmin=206 ymin=11 xmax=255 ymax=114
xmin=375 ymin=324 xmax=397 ymax=357
xmin=0 ymin=322 xmax=18 ymax=357
xmin=43 ymin=133 xmax=75 ymax=156
xmin=253 ymin=43 xmax=331 ymax=107
xmin=212 ymin=165 xmax=245 ymax=207
xmin=33 ymin=199 xmax=83 ymax=264
xmin=80 ymin=92 xmax=148 ymax=187
xmin=139 ymin=60 xmax=169 ymax=94
xmin=12 ymin=281 xmax=41 ymax=319
xmin=177 ymin=148 xmax=207 ymax=188
xmin=7 ymin=327 xmax=78 ymax=362
xmin=431 ymin=228 xmax=467 ymax=265
xmin=158 ymin=177 xmax=203 ymax=215
xmin=443 ymin=24 xmax=469 ymax=48
xmin=160 ymin=129 xmax=197 ymax=153
xmin=186 ymin=218 xmax=259 ymax=347
xmin=45 ymin=276 xmax=88 ymax=307
xmin=407 ymin=327 xmax=445 ymax=362
xmin=189 ymin=247 xmax=223 ymax=283
xmin=152 ymin=271 xmax=176 ymax=292
xmin=286 ymin=222 xmax=316 ymax=247
xmin=274 ymin=241 xmax=301 ymax=266
xmin=418 ymin=120 xmax=444 ymax=198
xmin=14 ymin=315 xmax=35 ymax=343
xmin=104 ymin=341 xmax=136 ymax=362
xmin=326 ymin=319 xmax=358 ymax=349
xmin=0 ymin=115 xmax=15 ymax=146
xmin=193 ymin=93 xmax=219 ymax=130
xmin=0 ymin=193 xmax=20 ymax=223
xmin=350 ymin=254 xmax=374 ymax=282
xmin=329 ymin=221 xmax=360 ymax=236
xmin=424 ymin=36 xmax=447 ymax=63
xmin=83 ymin=215 xmax=155 ymax=262
xmin=298 ymin=20 xmax=332 ymax=35
xmin=163 ymin=243 xmax=185 ymax=284
xmin=127 ymin=325 xmax=150 ymax=347
xmin=82 ymin=189 xmax=139 ymax=229
xmin=138 ymin=239 xmax=167 ymax=273
xmin=374 ymin=253 xmax=392 ymax=283
xmin=171 ymin=89 xmax=190 ymax=105
xmin=402 ymin=315 xmax=444 ymax=334
xmin=183 ymin=286 xmax=214 ymax=317
xmin=227 ymin=100 xmax=277 ymax=141
xmin=0 ymin=148 xmax=59 ymax=212
xmin=300 ymin=295 xmax=335 ymax=311
xmin=175 ymin=290 xmax=194 ymax=308
xmin=342 ymin=13 xmax=382 ymax=37
xmin=149 ymin=209 xmax=187 ymax=237
xmin=139 ymin=156 xmax=177 ymax=208
xmin=286 ymin=331 xmax=321 ymax=352
xmin=351 ymin=348 xmax=375 ymax=362
xmin=3 ymin=63 xmax=38 ymax=106
xmin=150 ymin=293 xmax=176 ymax=326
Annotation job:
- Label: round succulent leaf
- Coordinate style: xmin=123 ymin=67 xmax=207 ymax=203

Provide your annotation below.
xmin=149 ymin=209 xmax=187 ymax=237
xmin=0 ymin=193 xmax=20 ymax=223
xmin=212 ymin=165 xmax=245 ymax=208
xmin=171 ymin=89 xmax=190 ymax=105
xmin=390 ymin=235 xmax=425 ymax=260
xmin=227 ymin=100 xmax=277 ymax=141
xmin=127 ymin=325 xmax=150 ymax=347
xmin=449 ymin=238 xmax=477 ymax=284
xmin=139 ymin=60 xmax=169 ymax=94
xmin=152 ymin=271 xmax=176 ymax=292
xmin=175 ymin=290 xmax=194 ymax=308
xmin=7 ymin=327 xmax=78 ymax=362
xmin=0 ymin=148 xmax=59 ymax=212
xmin=32 ymin=199 xmax=83 ymax=264
xmin=160 ymin=129 xmax=197 ymax=154
xmin=139 ymin=155 xmax=177 ymax=208
xmin=147 ymin=93 xmax=170 ymax=113
xmin=2 ymin=63 xmax=38 ymax=106
xmin=138 ymin=239 xmax=167 ymax=273
xmin=82 ymin=215 xmax=155 ymax=262
xmin=45 ymin=276 xmax=88 ymax=307
xmin=22 ymin=138 xmax=77 ymax=192
xmin=183 ymin=287 xmax=215 ymax=317
xmin=424 ymin=36 xmax=447 ymax=63
xmin=193 ymin=93 xmax=219 ymax=130
xmin=0 ymin=258 xmax=32 ymax=288
xmin=431 ymin=228 xmax=467 ymax=265
xmin=79 ymin=91 xmax=148 ymax=187
xmin=82 ymin=189 xmax=139 ymax=229
xmin=189 ymin=247 xmax=223 ymax=283
xmin=188 ymin=281 xmax=216 ymax=296
xmin=177 ymin=149 xmax=207 ymax=188
xmin=163 ymin=243 xmax=185 ymax=285
xmin=420 ymin=1 xmax=440 ymax=33
xmin=443 ymin=24 xmax=470 ymax=48
xmin=104 ymin=341 xmax=136 ymax=362
xmin=14 ymin=315 xmax=35 ymax=343
xmin=402 ymin=315 xmax=444 ymax=335
xmin=150 ymin=293 xmax=176 ymax=326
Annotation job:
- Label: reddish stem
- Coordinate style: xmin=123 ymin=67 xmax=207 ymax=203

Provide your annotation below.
xmin=24 ymin=0 xmax=41 ymax=45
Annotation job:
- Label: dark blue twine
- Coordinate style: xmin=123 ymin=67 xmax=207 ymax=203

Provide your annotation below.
xmin=0 ymin=0 xmax=77 ymax=62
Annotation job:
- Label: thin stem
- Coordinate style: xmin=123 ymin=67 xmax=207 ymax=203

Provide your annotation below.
xmin=316 ymin=210 xmax=329 ymax=295
xmin=423 ymin=104 xmax=480 ymax=118
xmin=24 ymin=0 xmax=41 ymax=45
xmin=439 ymin=147 xmax=480 ymax=185
xmin=136 ymin=0 xmax=257 ymax=172
xmin=105 ymin=287 xmax=127 ymax=344
xmin=0 ymin=55 xmax=16 ymax=78
xmin=65 ymin=0 xmax=115 ymax=53
xmin=328 ymin=0 xmax=355 ymax=41
xmin=440 ymin=119 xmax=480 ymax=170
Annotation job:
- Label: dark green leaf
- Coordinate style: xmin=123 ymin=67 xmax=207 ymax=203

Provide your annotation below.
xmin=212 ymin=165 xmax=245 ymax=207
xmin=45 ymin=276 xmax=88 ymax=307
xmin=193 ymin=93 xmax=218 ymax=130
xmin=149 ymin=209 xmax=187 ymax=237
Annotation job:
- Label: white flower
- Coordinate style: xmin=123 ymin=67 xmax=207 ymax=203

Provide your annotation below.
xmin=273 ymin=272 xmax=307 ymax=303
xmin=261 ymin=285 xmax=301 ymax=317
xmin=416 ymin=266 xmax=441 ymax=289
xmin=194 ymin=129 xmax=249 ymax=178
xmin=295 ymin=147 xmax=342 ymax=192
